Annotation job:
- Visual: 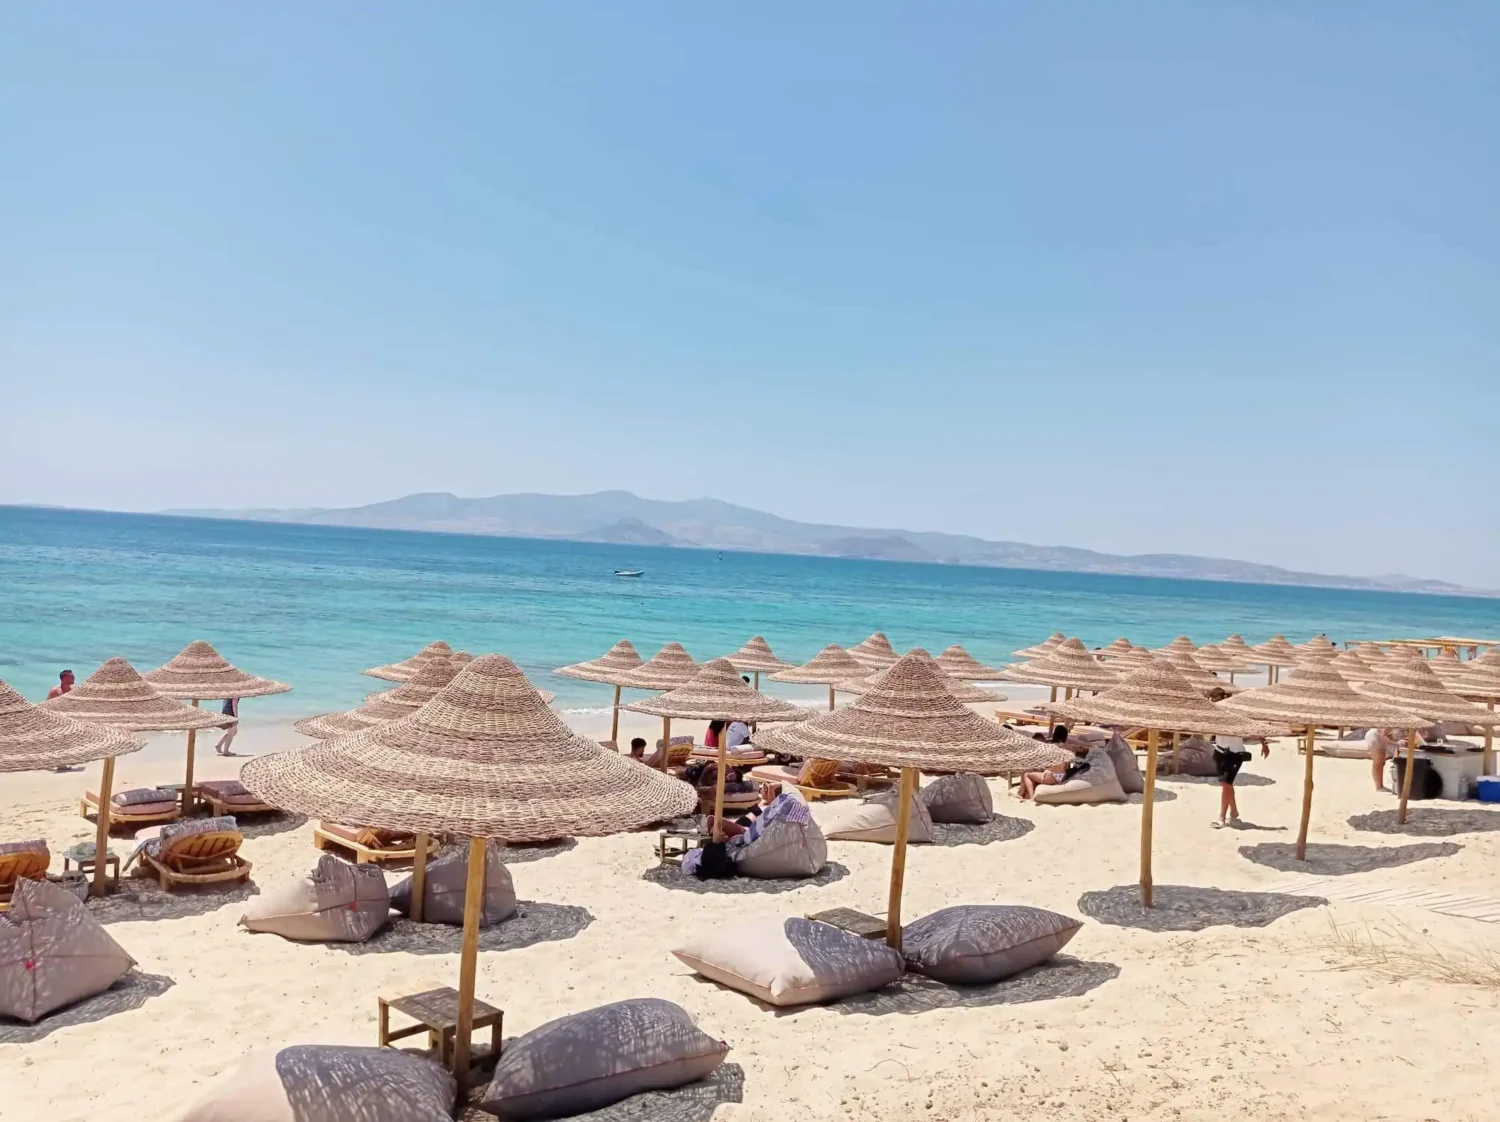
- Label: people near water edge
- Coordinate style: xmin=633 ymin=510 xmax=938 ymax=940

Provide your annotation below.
xmin=46 ymin=669 xmax=74 ymax=699
xmin=216 ymin=695 xmax=240 ymax=755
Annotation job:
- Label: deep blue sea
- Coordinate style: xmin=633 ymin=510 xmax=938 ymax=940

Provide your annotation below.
xmin=4 ymin=505 xmax=1500 ymax=719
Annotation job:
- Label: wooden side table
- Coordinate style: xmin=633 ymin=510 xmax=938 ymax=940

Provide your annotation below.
xmin=656 ymin=827 xmax=703 ymax=867
xmin=805 ymin=907 xmax=888 ymax=940
xmin=63 ymin=846 xmax=120 ymax=891
xmin=378 ymin=986 xmax=502 ymax=1072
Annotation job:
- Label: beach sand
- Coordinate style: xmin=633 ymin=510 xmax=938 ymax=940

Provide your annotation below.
xmin=5 ymin=705 xmax=1500 ymax=1122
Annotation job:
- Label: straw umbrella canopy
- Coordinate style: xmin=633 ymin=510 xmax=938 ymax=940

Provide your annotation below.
xmin=849 ymin=632 xmax=901 ymax=671
xmin=1000 ymin=638 xmax=1121 ymax=698
xmin=1219 ymin=634 xmax=1255 ymax=659
xmin=1095 ymin=638 xmax=1137 ymax=661
xmin=139 ymin=641 xmax=290 ymax=815
xmin=1356 ymin=659 xmax=1500 ymax=822
xmin=1326 ymin=649 xmax=1380 ymax=683
xmin=1430 ymin=648 xmax=1469 ymax=686
xmin=1153 ymin=636 xmax=1197 ymax=656
xmin=1013 ymin=632 xmax=1066 ymax=659
xmin=363 ymin=640 xmax=455 ymax=684
xmin=1046 ymin=662 xmax=1286 ymax=906
xmin=769 ymin=645 xmax=870 ymax=712
xmin=554 ymin=639 xmax=644 ymax=745
xmin=1354 ymin=642 xmax=1390 ymax=665
xmin=41 ymin=658 xmax=236 ymax=894
xmin=298 ymin=656 xmax=465 ymax=740
xmin=1220 ymin=662 xmax=1426 ymax=859
xmin=721 ymin=636 xmax=792 ymax=690
xmin=1439 ymin=660 xmax=1500 ymax=775
xmin=242 ymin=654 xmax=696 ymax=1094
xmin=757 ymin=650 xmax=1052 ymax=949
xmin=3 ymin=677 xmax=146 ymax=896
xmin=1248 ymin=635 xmax=1301 ymax=683
xmin=611 ymin=643 xmax=702 ymax=768
xmin=1109 ymin=647 xmax=1161 ymax=673
xmin=1300 ymin=635 xmax=1338 ymax=657
xmin=839 ymin=670 xmax=1004 ymax=705
xmin=1473 ymin=648 xmax=1500 ymax=671
xmin=1191 ymin=645 xmax=1247 ymax=674
xmin=933 ymin=644 xmax=1009 ymax=682
xmin=624 ymin=659 xmax=811 ymax=836
xmin=1158 ymin=649 xmax=1241 ymax=697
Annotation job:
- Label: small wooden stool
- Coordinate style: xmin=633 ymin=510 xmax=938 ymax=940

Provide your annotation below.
xmin=805 ymin=907 xmax=888 ymax=940
xmin=378 ymin=986 xmax=502 ymax=1072
xmin=63 ymin=845 xmax=120 ymax=891
xmin=656 ymin=828 xmax=702 ymax=867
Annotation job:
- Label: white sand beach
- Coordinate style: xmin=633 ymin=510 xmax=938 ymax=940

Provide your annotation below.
xmin=6 ymin=707 xmax=1500 ymax=1122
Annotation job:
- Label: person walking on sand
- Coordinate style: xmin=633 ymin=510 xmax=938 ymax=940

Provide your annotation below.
xmin=46 ymin=669 xmax=75 ymax=699
xmin=1212 ymin=735 xmax=1269 ymax=827
xmin=215 ymin=695 xmax=239 ymax=755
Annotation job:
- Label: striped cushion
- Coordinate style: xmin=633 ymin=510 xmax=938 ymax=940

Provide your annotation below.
xmin=0 ymin=839 xmax=48 ymax=857
xmin=797 ymin=758 xmax=842 ymax=788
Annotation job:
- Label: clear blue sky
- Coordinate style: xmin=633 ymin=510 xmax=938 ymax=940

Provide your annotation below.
xmin=2 ymin=3 xmax=1496 ymax=585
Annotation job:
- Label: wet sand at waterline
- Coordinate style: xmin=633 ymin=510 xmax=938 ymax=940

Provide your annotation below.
xmin=6 ymin=709 xmax=1500 ymax=1122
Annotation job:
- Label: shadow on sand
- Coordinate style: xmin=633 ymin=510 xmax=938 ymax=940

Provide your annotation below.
xmin=1159 ymin=772 xmax=1275 ymax=788
xmin=1078 ymin=884 xmax=1326 ymax=933
xmin=90 ymin=878 xmax=257 ymax=925
xmin=1239 ymin=841 xmax=1461 ymax=875
xmin=931 ymin=816 xmax=1034 ymax=847
xmin=458 ymin=1062 xmax=745 ymax=1122
xmin=0 ymin=971 xmax=174 ymax=1045
xmin=827 ymin=956 xmax=1119 ymax=1017
xmin=1349 ymin=807 xmax=1500 ymax=838
xmin=332 ymin=901 xmax=592 ymax=956
xmin=641 ymin=862 xmax=849 ymax=895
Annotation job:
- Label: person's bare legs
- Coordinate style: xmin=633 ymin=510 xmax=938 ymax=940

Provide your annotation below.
xmin=1371 ymin=749 xmax=1388 ymax=791
xmin=215 ymin=724 xmax=238 ymax=756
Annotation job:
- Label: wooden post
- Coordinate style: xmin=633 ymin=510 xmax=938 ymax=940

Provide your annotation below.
xmin=182 ymin=699 xmax=200 ymax=816
xmin=92 ymin=756 xmax=116 ymax=897
xmin=1296 ymin=726 xmax=1316 ymax=860
xmin=1484 ymin=701 xmax=1495 ymax=777
xmin=1397 ymin=730 xmax=1418 ymax=825
xmin=1049 ymin=686 xmax=1057 ymax=703
xmin=660 ymin=716 xmax=671 ymax=772
xmin=410 ymin=834 xmax=430 ymax=923
xmin=885 ymin=767 xmax=918 ymax=951
xmin=1171 ymin=731 xmax=1180 ymax=775
xmin=1140 ymin=728 xmax=1159 ymax=908
xmin=609 ymin=684 xmax=621 ymax=744
xmin=711 ymin=739 xmax=729 ymax=842
xmin=827 ymin=685 xmax=835 ymax=712
xmin=451 ymin=836 xmax=487 ymax=1099
xmin=753 ymin=671 xmax=760 ymax=691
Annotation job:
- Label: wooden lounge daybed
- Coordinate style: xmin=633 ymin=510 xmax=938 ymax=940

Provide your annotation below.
xmin=196 ymin=778 xmax=279 ymax=817
xmin=0 ymin=844 xmax=50 ymax=912
xmin=314 ymin=822 xmax=437 ymax=865
xmin=79 ymin=788 xmax=182 ymax=830
xmin=747 ymin=764 xmax=858 ymax=800
xmin=141 ymin=828 xmax=252 ymax=891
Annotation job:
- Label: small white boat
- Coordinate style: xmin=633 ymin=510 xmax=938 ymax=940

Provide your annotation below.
xmin=614 ymin=569 xmax=644 ymax=578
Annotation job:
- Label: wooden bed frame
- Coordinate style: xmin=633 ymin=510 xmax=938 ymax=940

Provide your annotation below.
xmin=0 ymin=850 xmax=50 ymax=912
xmin=79 ymin=791 xmax=182 ymax=829
xmin=141 ymin=830 xmax=252 ymax=891
xmin=314 ymin=823 xmax=438 ymax=865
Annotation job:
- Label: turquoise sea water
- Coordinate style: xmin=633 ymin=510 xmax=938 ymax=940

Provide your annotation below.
xmin=4 ymin=505 xmax=1500 ymax=718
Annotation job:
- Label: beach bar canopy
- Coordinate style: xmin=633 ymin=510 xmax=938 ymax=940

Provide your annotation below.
xmin=759 ymin=650 xmax=1048 ymax=950
xmin=624 ymin=658 xmax=810 ymax=836
xmin=242 ymin=654 xmax=696 ymax=1097
xmin=298 ymin=655 xmax=465 ymax=740
xmin=1046 ymin=662 xmax=1285 ymax=906
xmin=721 ymin=636 xmax=792 ymax=690
xmin=769 ymin=644 xmax=870 ymax=712
xmin=554 ymin=639 xmax=645 ymax=745
xmin=140 ymin=640 xmax=289 ymax=815
xmin=1220 ymin=662 xmax=1425 ymax=859
xmin=1437 ymin=660 xmax=1500 ymax=774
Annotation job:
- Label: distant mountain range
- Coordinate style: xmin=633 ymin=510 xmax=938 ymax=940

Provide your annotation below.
xmin=165 ymin=490 xmax=1490 ymax=596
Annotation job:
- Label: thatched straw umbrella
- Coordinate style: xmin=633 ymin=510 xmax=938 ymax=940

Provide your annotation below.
xmin=1192 ymin=644 xmax=1248 ymax=677
xmin=1157 ymin=649 xmax=1240 ymax=698
xmin=1013 ymin=632 xmax=1066 ymax=660
xmin=721 ymin=636 xmax=792 ymax=691
xmin=1354 ymin=642 xmax=1390 ymax=665
xmin=1300 ymin=635 xmax=1338 ymax=658
xmin=611 ymin=644 xmax=701 ymax=770
xmin=1220 ymin=662 xmax=1424 ymax=858
xmin=1430 ymin=648 xmax=1469 ymax=684
xmin=6 ymin=676 xmax=147 ymax=896
xmin=1046 ymin=663 xmax=1284 ymax=906
xmin=1109 ymin=647 xmax=1160 ymax=673
xmin=242 ymin=655 xmax=695 ymax=1094
xmin=1326 ymin=649 xmax=1379 ymax=683
xmin=769 ymin=645 xmax=869 ymax=712
xmin=554 ymin=639 xmax=644 ymax=745
xmin=1095 ymin=638 xmax=1136 ymax=661
xmin=1440 ymin=661 xmax=1500 ymax=775
xmin=142 ymin=641 xmax=289 ymax=815
xmin=1356 ymin=660 xmax=1500 ymax=822
xmin=1219 ymin=634 xmax=1255 ymax=661
xmin=933 ymin=645 xmax=1009 ymax=682
xmin=624 ymin=659 xmax=809 ymax=836
xmin=1248 ymin=635 xmax=1301 ymax=684
xmin=1153 ymin=636 xmax=1197 ymax=656
xmin=297 ymin=655 xmax=465 ymax=740
xmin=364 ymin=641 xmax=455 ymax=684
xmin=1000 ymin=637 xmax=1120 ymax=701
xmin=839 ymin=670 xmax=1003 ymax=705
xmin=758 ymin=651 xmax=1046 ymax=949
xmin=848 ymin=632 xmax=901 ymax=671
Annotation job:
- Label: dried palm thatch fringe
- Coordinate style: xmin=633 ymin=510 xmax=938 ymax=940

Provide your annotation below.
xmin=143 ymin=640 xmax=291 ymax=700
xmin=553 ymin=639 xmax=645 ymax=685
xmin=0 ymin=680 xmax=145 ymax=772
xmin=41 ymin=658 xmax=236 ymax=732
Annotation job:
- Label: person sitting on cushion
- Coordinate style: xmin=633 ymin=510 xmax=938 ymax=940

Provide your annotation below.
xmin=688 ymin=785 xmax=797 ymax=876
xmin=1018 ymin=727 xmax=1090 ymax=800
xmin=627 ymin=737 xmax=648 ymax=762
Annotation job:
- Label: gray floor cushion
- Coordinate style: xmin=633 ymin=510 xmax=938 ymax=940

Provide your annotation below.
xmin=732 ymin=814 xmax=828 ymax=879
xmin=390 ymin=841 xmax=516 ymax=926
xmin=920 ymin=773 xmax=994 ymax=824
xmin=1103 ymin=735 xmax=1145 ymax=795
xmin=674 ymin=917 xmax=905 ymax=1006
xmin=475 ymin=998 xmax=728 ymax=1119
xmin=240 ymin=855 xmax=390 ymax=943
xmin=825 ymin=786 xmax=935 ymax=843
xmin=1034 ymin=744 xmax=1127 ymax=805
xmin=901 ymin=904 xmax=1082 ymax=984
xmin=0 ymin=877 xmax=136 ymax=1023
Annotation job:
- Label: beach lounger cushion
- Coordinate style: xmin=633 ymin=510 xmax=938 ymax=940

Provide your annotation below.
xmin=196 ymin=778 xmax=265 ymax=806
xmin=239 ymin=855 xmax=390 ymax=943
xmin=390 ymin=841 xmax=516 ymax=927
xmin=824 ymin=786 xmax=935 ymax=844
xmin=673 ymin=917 xmax=904 ymax=1007
xmin=919 ymin=773 xmax=993 ymax=824
xmin=1033 ymin=745 xmax=1127 ymax=805
xmin=137 ymin=815 xmax=239 ymax=862
xmin=179 ymin=1044 xmax=455 ymax=1122
xmin=320 ymin=822 xmax=414 ymax=848
xmin=1103 ymin=734 xmax=1145 ymax=795
xmin=730 ymin=804 xmax=827 ymax=879
xmin=796 ymin=758 xmax=842 ymax=787
xmin=113 ymin=787 xmax=176 ymax=806
xmin=900 ymin=904 xmax=1082 ymax=985
xmin=475 ymin=998 xmax=728 ymax=1120
xmin=0 ymin=838 xmax=49 ymax=857
xmin=0 ymin=877 xmax=136 ymax=1023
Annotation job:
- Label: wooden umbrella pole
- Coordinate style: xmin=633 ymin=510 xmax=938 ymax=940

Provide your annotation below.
xmin=828 ymin=685 xmax=836 ymax=712
xmin=753 ymin=671 xmax=760 ymax=691
xmin=182 ymin=699 xmax=200 ymax=816
xmin=410 ymin=833 xmax=430 ymax=923
xmin=610 ymin=685 xmax=621 ymax=744
xmin=885 ymin=767 xmax=918 ymax=951
xmin=1397 ymin=730 xmax=1418 ymax=825
xmin=1296 ymin=726 xmax=1316 ymax=860
xmin=92 ymin=756 xmax=116 ymax=897
xmin=1140 ymin=728 xmax=1159 ymax=908
xmin=1049 ymin=686 xmax=1058 ymax=703
xmin=660 ymin=716 xmax=671 ymax=772
xmin=451 ymin=835 xmax=488 ymax=1099
xmin=711 ymin=738 xmax=729 ymax=842
xmin=1171 ymin=731 xmax=1180 ymax=775
xmin=1484 ymin=701 xmax=1495 ymax=777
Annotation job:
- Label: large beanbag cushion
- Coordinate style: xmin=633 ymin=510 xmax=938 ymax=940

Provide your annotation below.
xmin=1103 ymin=735 xmax=1145 ymax=795
xmin=901 ymin=905 xmax=1082 ymax=984
xmin=673 ymin=917 xmax=905 ymax=1007
xmin=1034 ymin=745 xmax=1127 ymax=805
xmin=1173 ymin=737 xmax=1220 ymax=777
xmin=390 ymin=842 xmax=516 ymax=926
xmin=178 ymin=1045 xmax=454 ymax=1122
xmin=919 ymin=773 xmax=993 ymax=824
xmin=732 ymin=806 xmax=827 ymax=879
xmin=239 ymin=855 xmax=390 ymax=943
xmin=476 ymin=998 xmax=728 ymax=1119
xmin=824 ymin=787 xmax=935 ymax=844
xmin=0 ymin=878 xmax=136 ymax=1023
